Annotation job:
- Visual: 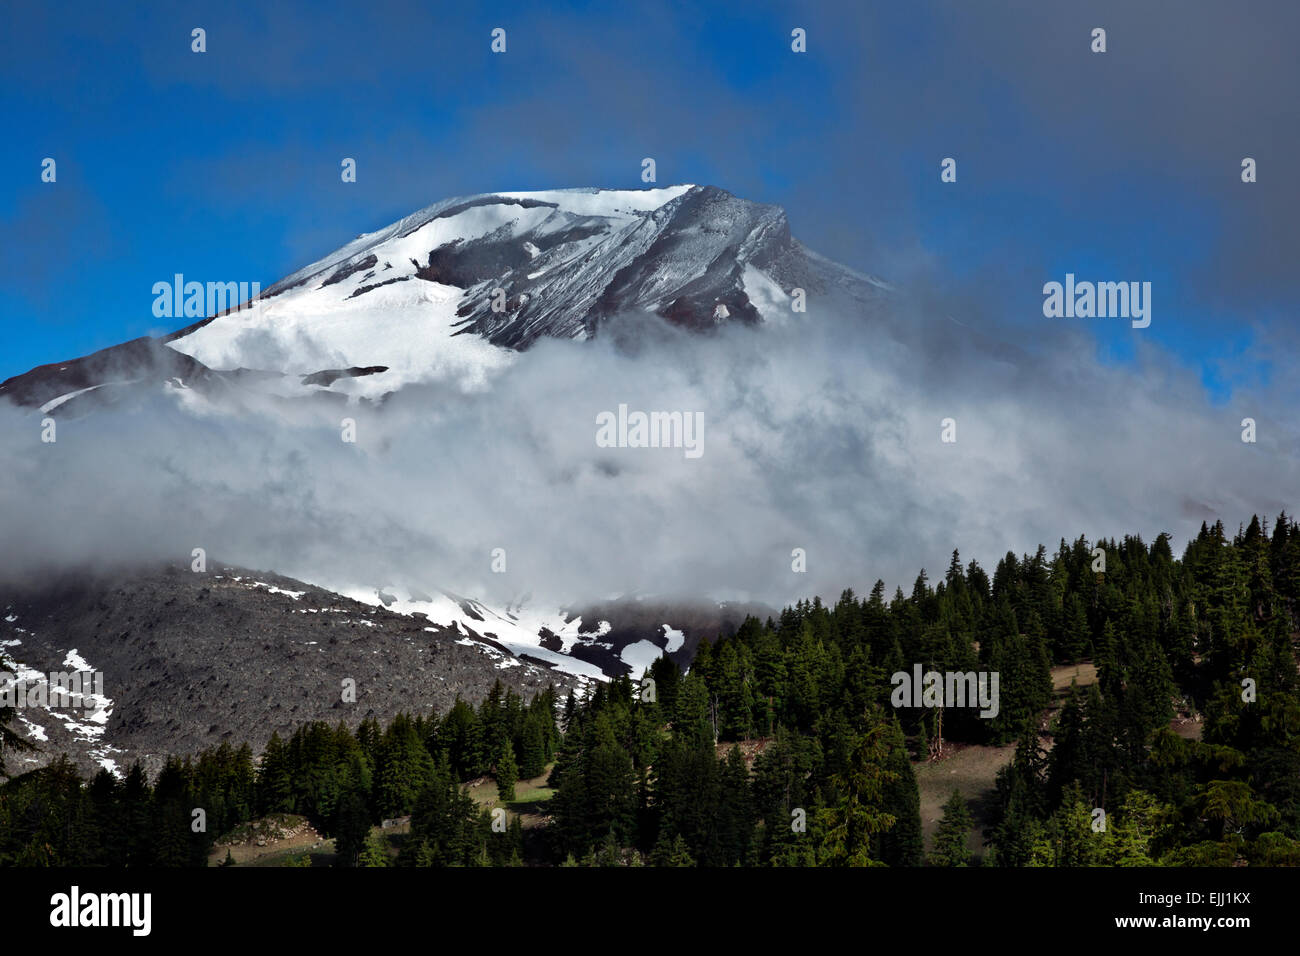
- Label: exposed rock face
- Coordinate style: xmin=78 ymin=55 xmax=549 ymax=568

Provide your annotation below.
xmin=1 ymin=563 xmax=576 ymax=778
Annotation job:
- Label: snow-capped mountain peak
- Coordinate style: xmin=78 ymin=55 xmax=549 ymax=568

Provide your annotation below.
xmin=1 ymin=184 xmax=885 ymax=413
xmin=159 ymin=185 xmax=819 ymax=399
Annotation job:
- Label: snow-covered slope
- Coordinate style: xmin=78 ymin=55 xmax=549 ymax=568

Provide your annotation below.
xmin=1 ymin=184 xmax=886 ymax=412
xmin=156 ymin=184 xmax=863 ymax=401
xmin=330 ymin=583 xmax=773 ymax=682
xmin=336 ymin=587 xmax=615 ymax=681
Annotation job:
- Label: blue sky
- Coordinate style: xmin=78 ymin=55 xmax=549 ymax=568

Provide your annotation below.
xmin=2 ymin=0 xmax=1295 ymax=400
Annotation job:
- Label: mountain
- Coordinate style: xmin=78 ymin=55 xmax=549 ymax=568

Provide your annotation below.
xmin=333 ymin=585 xmax=774 ymax=683
xmin=0 ymin=184 xmax=887 ymax=411
xmin=0 ymin=564 xmax=771 ymax=777
xmin=0 ymin=563 xmax=579 ymax=778
xmin=0 ymin=185 xmax=880 ymax=763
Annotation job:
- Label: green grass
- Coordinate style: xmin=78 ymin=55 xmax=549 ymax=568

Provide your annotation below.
xmin=466 ymin=764 xmax=557 ymax=822
xmin=508 ymin=780 xmax=555 ymax=805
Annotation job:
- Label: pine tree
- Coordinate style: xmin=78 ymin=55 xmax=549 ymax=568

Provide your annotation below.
xmin=649 ymin=831 xmax=696 ymax=867
xmin=1049 ymin=788 xmax=1100 ymax=866
xmin=596 ymin=829 xmax=623 ymax=866
xmin=1101 ymin=789 xmax=1167 ymax=866
xmin=717 ymin=746 xmax=754 ymax=865
xmin=517 ymin=714 xmax=546 ymax=780
xmin=931 ymin=790 xmax=973 ymax=866
xmin=876 ymin=718 xmax=924 ymax=866
xmin=817 ymin=708 xmax=897 ymax=866
xmin=496 ymin=741 xmax=518 ymax=803
xmin=359 ymin=832 xmax=391 ymax=867
xmin=375 ymin=713 xmax=436 ymax=818
xmin=257 ymin=732 xmax=294 ymax=815
xmin=333 ymin=789 xmax=372 ymax=867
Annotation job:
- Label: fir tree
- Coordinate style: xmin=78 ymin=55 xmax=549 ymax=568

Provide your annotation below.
xmin=931 ymin=790 xmax=973 ymax=866
xmin=496 ymin=741 xmax=518 ymax=803
xmin=333 ymin=789 xmax=372 ymax=867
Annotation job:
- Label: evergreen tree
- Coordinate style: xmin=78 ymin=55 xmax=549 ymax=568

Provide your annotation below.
xmin=817 ymin=708 xmax=897 ymax=867
xmin=496 ymin=741 xmax=518 ymax=803
xmin=257 ymin=732 xmax=294 ymax=815
xmin=876 ymin=718 xmax=923 ymax=866
xmin=931 ymin=790 xmax=973 ymax=866
xmin=649 ymin=831 xmax=696 ymax=867
xmin=517 ymin=714 xmax=546 ymax=780
xmin=359 ymin=832 xmax=391 ymax=867
xmin=333 ymin=789 xmax=372 ymax=867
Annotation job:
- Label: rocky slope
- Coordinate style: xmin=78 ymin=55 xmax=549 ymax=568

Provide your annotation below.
xmin=0 ymin=563 xmax=576 ymax=777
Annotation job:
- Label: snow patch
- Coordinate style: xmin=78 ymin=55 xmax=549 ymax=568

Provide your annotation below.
xmin=338 ymin=585 xmax=609 ymax=680
xmin=661 ymin=625 xmax=685 ymax=653
xmin=39 ymin=383 xmax=112 ymax=413
xmin=252 ymin=582 xmax=306 ymax=599
xmin=620 ymin=640 xmax=663 ymax=678
xmin=742 ymin=264 xmax=792 ymax=324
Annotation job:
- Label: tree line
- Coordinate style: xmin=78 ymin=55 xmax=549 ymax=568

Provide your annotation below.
xmin=3 ymin=513 xmax=1299 ymax=866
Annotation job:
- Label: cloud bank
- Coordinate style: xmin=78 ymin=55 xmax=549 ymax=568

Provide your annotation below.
xmin=2 ymin=286 xmax=1295 ymax=610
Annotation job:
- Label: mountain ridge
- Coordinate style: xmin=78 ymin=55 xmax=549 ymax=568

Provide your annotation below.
xmin=0 ymin=184 xmax=874 ymax=729
xmin=0 ymin=184 xmax=888 ymax=412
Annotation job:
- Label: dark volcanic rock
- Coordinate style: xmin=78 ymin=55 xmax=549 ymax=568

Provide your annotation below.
xmin=0 ymin=563 xmax=574 ymax=778
xmin=563 ymin=597 xmax=776 ymax=676
xmin=299 ymin=366 xmax=389 ymax=387
xmin=0 ymin=337 xmax=224 ymax=411
xmin=320 ymin=253 xmax=379 ymax=288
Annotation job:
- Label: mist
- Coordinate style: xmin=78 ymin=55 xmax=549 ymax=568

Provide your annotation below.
xmin=1 ymin=287 xmax=1295 ymax=612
